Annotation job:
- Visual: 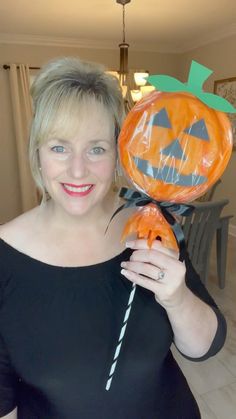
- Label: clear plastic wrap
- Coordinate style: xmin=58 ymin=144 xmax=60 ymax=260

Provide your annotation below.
xmin=105 ymin=62 xmax=234 ymax=393
xmin=118 ymin=90 xmax=233 ymax=248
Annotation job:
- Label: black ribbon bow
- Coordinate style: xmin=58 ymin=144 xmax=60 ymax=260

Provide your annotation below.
xmin=108 ymin=187 xmax=195 ymax=262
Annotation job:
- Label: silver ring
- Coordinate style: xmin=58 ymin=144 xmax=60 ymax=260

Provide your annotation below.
xmin=157 ymin=270 xmax=165 ymax=280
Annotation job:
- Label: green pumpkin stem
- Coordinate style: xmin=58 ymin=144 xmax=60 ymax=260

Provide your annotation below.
xmin=147 ymin=60 xmax=236 ymax=114
xmin=187 ymin=61 xmax=213 ymax=90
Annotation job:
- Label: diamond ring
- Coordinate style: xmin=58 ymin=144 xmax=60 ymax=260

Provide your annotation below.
xmin=157 ymin=270 xmax=165 ymax=280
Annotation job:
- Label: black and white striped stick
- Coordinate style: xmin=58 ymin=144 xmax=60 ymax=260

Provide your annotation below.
xmin=105 ymin=282 xmax=136 ymax=390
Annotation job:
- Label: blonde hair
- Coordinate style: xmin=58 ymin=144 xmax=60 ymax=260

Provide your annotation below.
xmin=29 ymin=56 xmax=125 ymax=197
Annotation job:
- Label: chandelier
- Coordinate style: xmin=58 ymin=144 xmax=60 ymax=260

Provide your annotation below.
xmin=111 ymin=0 xmax=154 ymax=112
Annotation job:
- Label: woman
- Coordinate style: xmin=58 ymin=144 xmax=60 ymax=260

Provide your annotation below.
xmin=0 ymin=57 xmax=226 ymax=419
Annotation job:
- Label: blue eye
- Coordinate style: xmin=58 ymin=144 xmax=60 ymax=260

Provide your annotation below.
xmin=51 ymin=145 xmax=65 ymax=153
xmin=90 ymin=147 xmax=106 ymax=155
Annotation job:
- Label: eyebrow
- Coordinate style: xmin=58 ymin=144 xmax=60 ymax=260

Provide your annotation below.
xmin=47 ymin=138 xmax=111 ymax=145
xmin=47 ymin=139 xmax=70 ymax=145
xmin=88 ymin=139 xmax=112 ymax=145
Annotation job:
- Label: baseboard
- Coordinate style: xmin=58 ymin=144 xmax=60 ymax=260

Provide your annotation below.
xmin=229 ymin=223 xmax=236 ymax=237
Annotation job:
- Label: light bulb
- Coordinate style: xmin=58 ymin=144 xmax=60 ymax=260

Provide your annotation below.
xmin=134 ymin=72 xmax=149 ymax=87
xmin=140 ymin=85 xmax=155 ymax=96
xmin=131 ymin=89 xmax=142 ymax=102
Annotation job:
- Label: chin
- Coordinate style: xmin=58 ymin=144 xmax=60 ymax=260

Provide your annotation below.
xmin=62 ymin=203 xmax=94 ymax=217
xmin=50 ymin=184 xmax=111 ymax=217
xmin=60 ymin=198 xmax=100 ymax=218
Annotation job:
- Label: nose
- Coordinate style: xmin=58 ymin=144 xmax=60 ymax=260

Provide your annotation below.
xmin=67 ymin=153 xmax=89 ymax=180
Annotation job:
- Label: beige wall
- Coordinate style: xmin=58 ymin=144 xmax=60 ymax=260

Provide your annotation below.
xmin=180 ymin=34 xmax=236 ymax=225
xmin=0 ymin=43 xmax=180 ymax=75
xmin=0 ymin=36 xmax=235 ymax=226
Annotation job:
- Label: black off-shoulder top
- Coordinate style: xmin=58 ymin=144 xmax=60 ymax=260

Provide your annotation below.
xmin=0 ymin=239 xmax=226 ymax=419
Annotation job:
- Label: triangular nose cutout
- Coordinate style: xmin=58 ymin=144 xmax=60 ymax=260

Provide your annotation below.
xmin=151 ymin=108 xmax=172 ymax=128
xmin=161 ymin=138 xmax=187 ymax=161
xmin=184 ymin=119 xmax=209 ymax=141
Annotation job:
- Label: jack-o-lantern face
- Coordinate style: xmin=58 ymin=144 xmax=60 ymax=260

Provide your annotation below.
xmin=119 ymin=91 xmax=232 ymax=202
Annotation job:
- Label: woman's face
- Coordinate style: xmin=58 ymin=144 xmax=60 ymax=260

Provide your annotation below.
xmin=38 ymin=100 xmax=117 ymax=218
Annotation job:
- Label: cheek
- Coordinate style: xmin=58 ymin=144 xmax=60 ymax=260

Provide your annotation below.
xmin=39 ymin=152 xmax=65 ymax=181
xmin=42 ymin=160 xmax=61 ymax=177
xmin=90 ymin=158 xmax=116 ymax=181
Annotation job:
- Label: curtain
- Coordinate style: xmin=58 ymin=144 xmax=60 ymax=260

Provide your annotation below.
xmin=9 ymin=64 xmax=38 ymax=213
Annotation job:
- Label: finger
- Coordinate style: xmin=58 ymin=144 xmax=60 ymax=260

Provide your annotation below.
xmin=121 ymin=261 xmax=165 ymax=281
xmin=126 ymin=239 xmax=179 ymax=259
xmin=121 ymin=268 xmax=161 ymax=293
xmin=129 ymin=249 xmax=184 ymax=270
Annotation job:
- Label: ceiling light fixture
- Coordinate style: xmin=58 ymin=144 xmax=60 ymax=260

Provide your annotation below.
xmin=114 ymin=0 xmax=154 ymax=112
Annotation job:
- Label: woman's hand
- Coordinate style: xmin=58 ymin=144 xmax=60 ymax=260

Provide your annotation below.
xmin=121 ymin=239 xmax=188 ymax=310
xmin=121 ymin=239 xmax=219 ymax=359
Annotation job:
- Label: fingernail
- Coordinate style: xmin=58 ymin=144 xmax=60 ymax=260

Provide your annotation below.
xmin=126 ymin=241 xmax=134 ymax=248
xmin=121 ymin=262 xmax=127 ymax=268
xmin=121 ymin=269 xmax=127 ymax=276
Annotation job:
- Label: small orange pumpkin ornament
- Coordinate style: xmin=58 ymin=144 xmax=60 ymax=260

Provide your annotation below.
xmin=120 ymin=203 xmax=178 ymax=250
xmin=118 ymin=61 xmax=235 ymax=249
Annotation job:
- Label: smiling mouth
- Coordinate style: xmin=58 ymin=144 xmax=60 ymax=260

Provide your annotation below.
xmin=133 ymin=156 xmax=207 ymax=186
xmin=61 ymin=183 xmax=94 ymax=196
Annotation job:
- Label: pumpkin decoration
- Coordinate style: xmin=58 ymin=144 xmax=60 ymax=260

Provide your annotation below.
xmin=120 ymin=203 xmax=178 ymax=250
xmin=118 ymin=61 xmax=235 ymax=249
xmin=105 ymin=62 xmax=235 ymax=392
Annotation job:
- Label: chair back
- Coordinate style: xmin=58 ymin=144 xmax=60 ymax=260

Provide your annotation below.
xmin=197 ymin=179 xmax=221 ymax=202
xmin=181 ymin=199 xmax=229 ymax=283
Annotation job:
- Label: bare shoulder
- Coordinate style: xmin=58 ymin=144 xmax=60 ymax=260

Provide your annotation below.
xmin=0 ymin=207 xmax=41 ymax=248
xmin=0 ymin=408 xmax=17 ymax=419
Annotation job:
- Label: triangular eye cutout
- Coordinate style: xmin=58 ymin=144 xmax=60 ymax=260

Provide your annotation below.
xmin=150 ymin=108 xmax=172 ymax=128
xmin=184 ymin=119 xmax=209 ymax=141
xmin=161 ymin=138 xmax=187 ymax=161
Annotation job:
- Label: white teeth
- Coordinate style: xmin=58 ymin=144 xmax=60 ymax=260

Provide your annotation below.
xmin=63 ymin=184 xmax=92 ymax=192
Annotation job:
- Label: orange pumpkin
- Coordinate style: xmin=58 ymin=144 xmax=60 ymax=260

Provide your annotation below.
xmin=119 ymin=90 xmax=232 ymax=203
xmin=118 ymin=61 xmax=235 ymax=250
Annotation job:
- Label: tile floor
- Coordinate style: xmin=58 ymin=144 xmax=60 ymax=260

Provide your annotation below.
xmin=172 ymin=234 xmax=236 ymax=419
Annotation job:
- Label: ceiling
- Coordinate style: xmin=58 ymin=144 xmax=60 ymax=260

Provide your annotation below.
xmin=0 ymin=0 xmax=236 ymax=53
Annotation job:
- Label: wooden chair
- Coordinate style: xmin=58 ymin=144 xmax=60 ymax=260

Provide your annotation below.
xmin=216 ymin=214 xmax=234 ymax=288
xmin=181 ymin=199 xmax=230 ymax=287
